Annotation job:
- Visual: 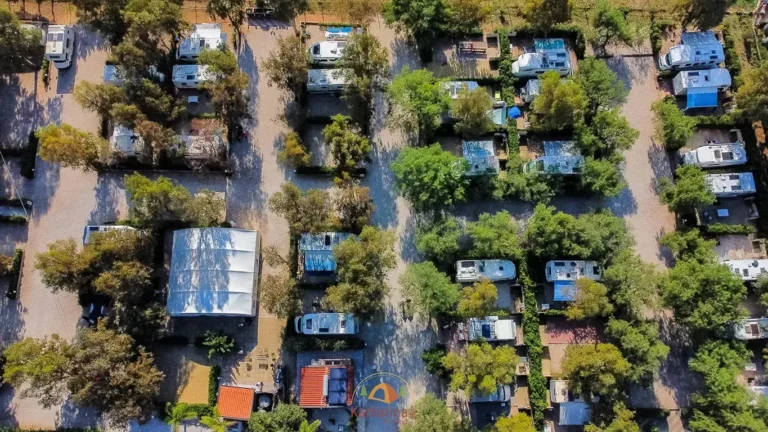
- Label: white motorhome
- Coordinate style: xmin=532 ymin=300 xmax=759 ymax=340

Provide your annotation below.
xmin=455 ymin=260 xmax=516 ymax=282
xmin=103 ymin=64 xmax=165 ymax=86
xmin=521 ymin=79 xmax=541 ymax=103
xmin=309 ymin=41 xmax=346 ymax=64
xmin=706 ymin=172 xmax=756 ymax=197
xmin=176 ymin=23 xmax=227 ymax=61
xmin=658 ymin=30 xmax=725 ymax=71
xmin=172 ymin=64 xmax=214 ymax=89
xmin=294 ymin=313 xmax=358 ymax=335
xmin=523 ymin=141 xmax=584 ymax=175
xmin=672 ymin=68 xmax=731 ymax=96
xmin=459 ymin=316 xmax=516 ymax=342
xmin=722 ymin=259 xmax=768 ymax=281
xmin=444 ymin=81 xmax=479 ymax=100
xmin=110 ymin=124 xmax=145 ymax=157
xmin=83 ymin=225 xmax=136 ymax=244
xmin=545 ymin=260 xmax=601 ymax=282
xmin=45 ymin=25 xmax=74 ymax=69
xmin=512 ymin=39 xmax=571 ymax=78
xmin=307 ymin=69 xmax=348 ymax=93
xmin=731 ymin=318 xmax=768 ymax=340
xmin=682 ymin=143 xmax=747 ymax=168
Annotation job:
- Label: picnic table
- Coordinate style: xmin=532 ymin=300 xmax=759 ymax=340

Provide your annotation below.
xmin=458 ymin=41 xmax=487 ymax=54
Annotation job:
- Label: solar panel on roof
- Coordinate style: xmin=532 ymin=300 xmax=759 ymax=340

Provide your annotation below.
xmin=330 ymin=368 xmax=347 ymax=379
xmin=328 ymin=391 xmax=346 ymax=405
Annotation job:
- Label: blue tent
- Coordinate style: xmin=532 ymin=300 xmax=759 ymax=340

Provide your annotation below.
xmin=508 ymin=106 xmax=522 ymax=119
xmin=686 ymin=91 xmax=718 ymax=110
xmin=554 ymin=280 xmax=575 ymax=301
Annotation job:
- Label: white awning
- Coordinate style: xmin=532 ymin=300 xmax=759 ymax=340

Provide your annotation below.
xmin=167 ymin=228 xmax=260 ymax=317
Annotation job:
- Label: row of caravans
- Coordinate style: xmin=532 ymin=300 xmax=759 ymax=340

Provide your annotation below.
xmin=305 ymin=27 xmax=356 ymax=94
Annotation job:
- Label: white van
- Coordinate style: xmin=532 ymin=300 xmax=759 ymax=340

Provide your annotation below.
xmin=309 ymin=41 xmax=346 ymax=64
xmin=294 ymin=313 xmax=358 ymax=335
xmin=307 ymin=69 xmax=348 ymax=93
xmin=45 ymin=25 xmax=74 ymax=69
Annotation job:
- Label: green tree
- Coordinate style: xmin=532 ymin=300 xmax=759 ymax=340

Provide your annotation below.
xmin=342 ymin=0 xmax=379 ymax=25
xmin=590 ymin=0 xmax=637 ymax=54
xmin=278 ymin=132 xmax=310 ymax=167
xmin=400 ymin=393 xmax=460 ymax=432
xmin=523 ymin=0 xmax=572 ymax=31
xmin=576 ymin=209 xmax=634 ymax=264
xmin=125 ymin=79 xmax=186 ymax=124
xmin=416 ymin=215 xmax=464 ymax=267
xmin=467 ymin=211 xmax=522 ymax=260
xmin=602 ymin=250 xmax=661 ymax=320
xmin=202 ymin=331 xmax=235 ymax=359
xmin=206 ymin=72 xmax=251 ymax=127
xmin=200 ymin=408 xmax=235 ymax=432
xmin=37 ymin=124 xmax=112 ymax=171
xmin=606 ymin=319 xmax=669 ymax=385
xmin=323 ymin=115 xmax=371 ymax=177
xmin=444 ymin=0 xmax=491 ymax=36
xmin=72 ymin=0 xmax=129 ymax=44
xmin=335 ymin=186 xmax=374 ymax=233
xmin=562 ymin=343 xmax=630 ymax=398
xmin=270 ymin=0 xmax=309 ymax=21
xmin=268 ymin=182 xmax=334 ymax=233
xmin=325 ymin=227 xmax=397 ymax=315
xmin=260 ymin=272 xmax=301 ymax=319
xmin=680 ymin=0 xmax=731 ymax=30
xmin=94 ymin=261 xmax=152 ymax=305
xmin=442 ymin=341 xmax=518 ymax=395
xmin=124 ymin=173 xmax=191 ymax=225
xmin=206 ymin=0 xmax=245 ymax=45
xmin=400 ymin=262 xmax=460 ymax=317
xmin=525 ymin=204 xmax=582 ymax=259
xmin=576 ymin=108 xmax=639 ymax=157
xmin=387 ymin=67 xmax=450 ymax=144
xmin=457 ymin=279 xmax=498 ymax=318
xmin=652 ymin=97 xmax=697 ymax=150
xmin=110 ymin=103 xmax=146 ymax=128
xmin=135 ymin=120 xmax=179 ymax=162
xmin=659 ymin=228 xmax=717 ymax=264
xmin=565 ymin=278 xmax=614 ymax=320
xmin=585 ymin=403 xmax=641 ymax=432
xmin=384 ymin=0 xmax=447 ymax=61
xmin=422 ymin=344 xmax=449 ymax=377
xmin=122 ymin=0 xmax=186 ymax=67
xmin=452 ymin=87 xmax=494 ymax=137
xmin=165 ymin=403 xmax=202 ymax=432
xmin=261 ymin=35 xmax=309 ymax=101
xmin=495 ymin=153 xmax=556 ymax=203
xmin=198 ymin=47 xmax=238 ymax=76
xmin=248 ymin=403 xmax=307 ymax=432
xmin=662 ymin=259 xmax=746 ymax=333
xmin=581 ymin=156 xmax=626 ymax=197
xmin=2 ymin=335 xmax=72 ymax=408
xmin=736 ymin=62 xmax=768 ymax=125
xmin=35 ymin=238 xmax=91 ymax=294
xmin=391 ymin=144 xmax=469 ymax=210
xmin=74 ymin=81 xmax=127 ymax=120
xmin=529 ymin=71 xmax=587 ymax=131
xmin=182 ymin=189 xmax=225 ymax=227
xmin=495 ymin=413 xmax=536 ymax=432
xmin=0 ymin=6 xmax=45 ymax=73
xmin=576 ymin=57 xmax=628 ymax=115
xmin=660 ymin=165 xmax=715 ymax=214
xmin=298 ymin=420 xmax=321 ymax=432
xmin=337 ymin=32 xmax=390 ymax=126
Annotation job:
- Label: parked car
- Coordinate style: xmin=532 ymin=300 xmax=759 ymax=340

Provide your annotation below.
xmin=294 ymin=313 xmax=358 ymax=335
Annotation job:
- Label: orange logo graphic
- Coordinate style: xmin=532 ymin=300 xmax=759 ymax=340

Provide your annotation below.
xmin=368 ymin=383 xmax=399 ymax=404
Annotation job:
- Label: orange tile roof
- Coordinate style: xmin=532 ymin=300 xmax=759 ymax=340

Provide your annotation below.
xmin=300 ymin=366 xmax=329 ymax=408
xmin=217 ymin=385 xmax=255 ymax=420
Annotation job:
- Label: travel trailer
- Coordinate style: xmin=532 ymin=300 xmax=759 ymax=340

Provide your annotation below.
xmin=45 ymin=25 xmax=74 ymax=69
xmin=176 ymin=24 xmax=227 ymax=61
xmin=672 ymin=68 xmax=731 ymax=96
xmin=306 ymin=69 xmax=348 ymax=93
xmin=706 ymin=172 xmax=756 ymax=197
xmin=309 ymin=41 xmax=346 ymax=64
xmin=512 ymin=39 xmax=571 ymax=78
xmin=681 ymin=143 xmax=747 ymax=168
xmin=523 ymin=141 xmax=584 ymax=175
xmin=455 ymin=260 xmax=516 ymax=282
xmin=172 ymin=64 xmax=214 ymax=89
xmin=658 ymin=30 xmax=724 ymax=71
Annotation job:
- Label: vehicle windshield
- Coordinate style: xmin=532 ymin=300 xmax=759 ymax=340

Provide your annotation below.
xmin=665 ymin=53 xmax=672 ymax=65
xmin=312 ymin=45 xmax=320 ymax=55
xmin=47 ymin=32 xmax=63 ymax=42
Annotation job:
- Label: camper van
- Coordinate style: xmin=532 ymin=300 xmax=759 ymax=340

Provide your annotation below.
xmin=681 ymin=143 xmax=747 ymax=168
xmin=307 ymin=69 xmax=348 ymax=93
xmin=512 ymin=39 xmax=571 ymax=78
xmin=45 ymin=25 xmax=74 ymax=69
xmin=172 ymin=64 xmax=214 ymax=89
xmin=455 ymin=260 xmax=516 ymax=282
xmin=672 ymin=68 xmax=731 ymax=96
xmin=176 ymin=24 xmax=227 ymax=61
xmin=658 ymin=31 xmax=725 ymax=71
xmin=722 ymin=259 xmax=768 ymax=281
xmin=294 ymin=313 xmax=358 ymax=335
xmin=459 ymin=316 xmax=516 ymax=342
xmin=469 ymin=384 xmax=513 ymax=403
xmin=309 ymin=41 xmax=346 ymax=64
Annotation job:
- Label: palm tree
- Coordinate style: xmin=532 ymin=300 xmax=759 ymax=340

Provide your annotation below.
xmin=200 ymin=408 xmax=235 ymax=432
xmin=299 ymin=420 xmax=321 ymax=432
xmin=166 ymin=403 xmax=198 ymax=432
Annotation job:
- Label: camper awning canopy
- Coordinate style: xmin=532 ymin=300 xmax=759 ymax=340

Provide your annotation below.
xmin=167 ymin=228 xmax=259 ymax=317
xmin=687 ymin=90 xmax=718 ymax=109
xmin=554 ymin=280 xmax=575 ymax=301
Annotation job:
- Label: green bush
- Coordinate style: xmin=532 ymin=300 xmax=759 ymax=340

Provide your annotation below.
xmin=722 ymin=18 xmax=743 ymax=90
xmin=650 ymin=21 xmax=663 ymax=55
xmin=704 ymin=223 xmax=756 ymax=235
xmin=208 ymin=365 xmax=220 ymax=406
xmin=422 ymin=344 xmax=449 ymax=378
xmin=41 ymin=59 xmax=50 ymax=88
xmin=21 ymin=131 xmax=38 ymax=179
xmin=6 ymin=249 xmax=23 ymax=300
xmin=284 ymin=335 xmax=366 ymax=352
xmin=652 ymin=97 xmax=697 ymax=151
xmin=520 ymin=261 xmax=547 ymax=428
xmin=506 ymin=119 xmax=520 ymax=153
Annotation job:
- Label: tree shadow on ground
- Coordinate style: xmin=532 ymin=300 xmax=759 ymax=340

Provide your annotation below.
xmin=88 ymin=173 xmax=124 ymax=224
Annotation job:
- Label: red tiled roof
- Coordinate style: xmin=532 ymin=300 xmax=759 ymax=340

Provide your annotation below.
xmin=217 ymin=385 xmax=255 ymax=420
xmin=546 ymin=317 xmax=604 ymax=345
xmin=300 ymin=366 xmax=329 ymax=408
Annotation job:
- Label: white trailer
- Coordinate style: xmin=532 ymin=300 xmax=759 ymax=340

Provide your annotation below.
xmin=706 ymin=172 xmax=756 ymax=197
xmin=512 ymin=39 xmax=571 ymax=78
xmin=672 ymin=68 xmax=731 ymax=96
xmin=682 ymin=143 xmax=747 ymax=168
xmin=658 ymin=30 xmax=724 ymax=71
xmin=309 ymin=41 xmax=346 ymax=64
xmin=172 ymin=64 xmax=214 ymax=89
xmin=45 ymin=25 xmax=74 ymax=69
xmin=455 ymin=259 xmax=516 ymax=282
xmin=176 ymin=23 xmax=227 ymax=61
xmin=307 ymin=69 xmax=348 ymax=93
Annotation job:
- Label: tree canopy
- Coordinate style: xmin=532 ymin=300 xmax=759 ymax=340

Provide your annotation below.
xmin=337 ymin=32 xmax=389 ymax=125
xmin=391 ymin=144 xmax=469 ymax=210
xmin=660 ymin=165 xmax=716 ymax=214
xmin=606 ymin=318 xmax=669 ymax=385
xmin=323 ymin=114 xmax=371 ymax=178
xmin=400 ymin=262 xmax=460 ymax=317
xmin=37 ymin=124 xmax=112 ymax=171
xmin=400 ymin=393 xmax=461 ymax=432
xmin=585 ymin=403 xmax=641 ymax=432
xmin=125 ymin=173 xmax=223 ymax=227
xmin=457 ymin=279 xmax=498 ymax=318
xmin=334 ymin=186 xmax=374 ymax=233
xmin=602 ymin=250 xmax=661 ymax=320
xmin=0 ymin=6 xmax=45 ymax=74
xmin=452 ymin=87 xmax=493 ymax=137
xmin=736 ymin=62 xmax=768 ymax=125
xmin=590 ymin=0 xmax=637 ymax=53
xmin=261 ymin=35 xmax=309 ymax=100
xmin=576 ymin=108 xmax=638 ymax=158
xmin=581 ymin=156 xmax=626 ymax=197
xmin=416 ymin=215 xmax=464 ymax=267
xmin=562 ymin=343 xmax=631 ymax=398
xmin=387 ymin=67 xmax=450 ymax=144
xmin=248 ymin=404 xmax=307 ymax=432
xmin=659 ymin=228 xmax=717 ymax=264
xmin=442 ymin=341 xmax=518 ymax=395
xmin=444 ymin=0 xmax=491 ymax=36
xmin=523 ymin=0 xmax=572 ymax=31
xmin=529 ymin=71 xmax=587 ymax=131
xmin=565 ymin=278 xmax=614 ymax=320
xmin=72 ymin=0 xmax=130 ymax=44
xmin=268 ymin=182 xmax=334 ymax=234
xmin=652 ymin=97 xmax=697 ymax=151
xmin=467 ymin=211 xmax=523 ymax=261
xmin=495 ymin=413 xmax=536 ymax=432
xmin=384 ymin=0 xmax=447 ymax=60
xmin=576 ymin=57 xmax=628 ymax=115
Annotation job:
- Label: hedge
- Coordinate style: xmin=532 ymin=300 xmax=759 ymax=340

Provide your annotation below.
xmin=0 ymin=215 xmax=28 ymax=224
xmin=520 ymin=261 xmax=547 ymax=428
xmin=6 ymin=249 xmax=23 ymax=300
xmin=284 ymin=335 xmax=365 ymax=352
xmin=295 ymin=166 xmax=367 ymax=178
xmin=21 ymin=131 xmax=38 ymax=179
xmin=722 ymin=18 xmax=744 ymax=90
xmin=704 ymin=223 xmax=756 ymax=235
xmin=208 ymin=365 xmax=221 ymax=406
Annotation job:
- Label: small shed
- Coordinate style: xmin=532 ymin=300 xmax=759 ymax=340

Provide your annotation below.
xmin=462 ymin=139 xmax=499 ymax=176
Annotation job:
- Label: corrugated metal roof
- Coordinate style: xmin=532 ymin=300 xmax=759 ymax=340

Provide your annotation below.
xmin=217 ymin=386 xmax=254 ymax=421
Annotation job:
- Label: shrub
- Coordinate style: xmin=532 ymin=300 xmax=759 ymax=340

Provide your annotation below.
xmin=651 ymin=97 xmax=697 ymax=150
xmin=21 ymin=131 xmax=38 ymax=179
xmin=278 ymin=132 xmax=310 ymax=167
xmin=6 ymin=249 xmax=23 ymax=300
xmin=208 ymin=365 xmax=220 ymax=406
xmin=704 ymin=223 xmax=756 ymax=235
xmin=422 ymin=344 xmax=449 ymax=378
xmin=284 ymin=336 xmax=366 ymax=352
xmin=649 ymin=21 xmax=663 ymax=56
xmin=41 ymin=59 xmax=50 ymax=87
xmin=520 ymin=261 xmax=547 ymax=428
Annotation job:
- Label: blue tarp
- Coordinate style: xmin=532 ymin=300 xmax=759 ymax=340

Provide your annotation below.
xmin=304 ymin=250 xmax=336 ymax=273
xmin=327 ymin=27 xmax=353 ymax=34
xmin=508 ymin=106 xmax=522 ymax=119
xmin=687 ymin=91 xmax=718 ymax=109
xmin=554 ymin=280 xmax=575 ymax=301
xmin=534 ymin=38 xmax=566 ymax=51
